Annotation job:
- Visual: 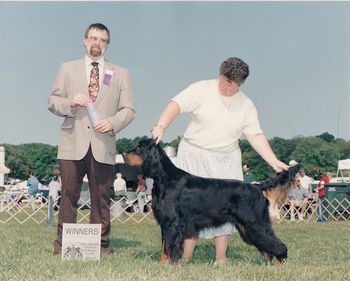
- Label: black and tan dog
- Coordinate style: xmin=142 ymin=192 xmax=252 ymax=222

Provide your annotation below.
xmin=123 ymin=138 xmax=299 ymax=265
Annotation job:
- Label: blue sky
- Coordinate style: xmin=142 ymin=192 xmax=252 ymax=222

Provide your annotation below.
xmin=0 ymin=1 xmax=349 ymax=146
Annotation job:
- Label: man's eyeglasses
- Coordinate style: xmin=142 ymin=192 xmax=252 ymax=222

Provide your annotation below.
xmin=87 ymin=36 xmax=108 ymax=45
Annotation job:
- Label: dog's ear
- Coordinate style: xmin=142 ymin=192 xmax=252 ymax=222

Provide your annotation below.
xmin=140 ymin=139 xmax=164 ymax=177
xmin=289 ymin=164 xmax=301 ymax=176
xmin=147 ymin=137 xmax=157 ymax=146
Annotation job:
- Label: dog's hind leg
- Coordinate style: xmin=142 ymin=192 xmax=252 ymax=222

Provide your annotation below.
xmin=260 ymin=250 xmax=273 ymax=265
xmin=235 ymin=222 xmax=272 ymax=265
xmin=235 ymin=222 xmax=253 ymax=245
xmin=243 ymin=223 xmax=288 ymax=264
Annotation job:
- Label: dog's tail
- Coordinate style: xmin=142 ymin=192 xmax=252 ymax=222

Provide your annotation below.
xmin=257 ymin=164 xmax=300 ymax=219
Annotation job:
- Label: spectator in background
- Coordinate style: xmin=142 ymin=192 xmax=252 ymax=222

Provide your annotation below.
xmin=317 ymin=171 xmax=332 ymax=222
xmin=298 ymin=168 xmax=313 ymax=196
xmin=27 ymin=171 xmax=39 ymax=196
xmin=242 ymin=164 xmax=254 ymax=183
xmin=289 ymin=177 xmax=309 ymax=222
xmin=24 ymin=171 xmax=39 ymax=210
xmin=145 ymin=177 xmax=154 ymax=194
xmin=318 ymin=171 xmax=332 ymax=199
xmin=136 ymin=174 xmax=147 ymax=213
xmin=48 ymin=171 xmax=62 ymax=209
xmin=110 ymin=172 xmax=127 ymax=217
xmin=114 ymin=172 xmax=127 ymax=196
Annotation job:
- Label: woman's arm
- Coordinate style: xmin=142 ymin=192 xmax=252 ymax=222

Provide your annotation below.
xmin=245 ymin=133 xmax=289 ymax=172
xmin=152 ymin=101 xmax=180 ymax=144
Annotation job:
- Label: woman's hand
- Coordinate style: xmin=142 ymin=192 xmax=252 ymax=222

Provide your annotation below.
xmin=152 ymin=125 xmax=165 ymax=144
xmin=271 ymin=160 xmax=289 ymax=173
xmin=151 ymin=101 xmax=180 ymax=144
xmin=245 ymin=133 xmax=289 ymax=173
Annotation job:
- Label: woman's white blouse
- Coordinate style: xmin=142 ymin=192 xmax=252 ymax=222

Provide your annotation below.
xmin=172 ymin=79 xmax=263 ymax=152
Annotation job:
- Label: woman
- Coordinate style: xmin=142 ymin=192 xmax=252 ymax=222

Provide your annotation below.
xmin=136 ymin=175 xmax=147 ymax=213
xmin=152 ymin=57 xmax=288 ymax=265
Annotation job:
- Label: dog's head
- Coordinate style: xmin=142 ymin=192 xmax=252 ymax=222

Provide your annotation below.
xmin=285 ymin=163 xmax=301 ymax=181
xmin=122 ymin=138 xmax=161 ymax=178
xmin=261 ymin=164 xmax=301 ymax=219
xmin=260 ymin=164 xmax=301 ymax=191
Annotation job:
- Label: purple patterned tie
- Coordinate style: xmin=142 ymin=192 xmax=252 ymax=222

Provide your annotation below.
xmin=88 ymin=62 xmax=99 ymax=102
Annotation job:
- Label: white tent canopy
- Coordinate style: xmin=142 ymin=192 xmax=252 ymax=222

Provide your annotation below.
xmin=338 ymin=158 xmax=350 ymax=170
xmin=336 ymin=158 xmax=350 ymax=181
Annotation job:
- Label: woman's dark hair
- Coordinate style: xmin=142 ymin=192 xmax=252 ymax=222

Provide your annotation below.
xmin=84 ymin=23 xmax=110 ymax=44
xmin=219 ymin=57 xmax=249 ymax=85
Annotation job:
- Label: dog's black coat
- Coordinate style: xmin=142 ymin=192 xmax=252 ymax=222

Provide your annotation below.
xmin=123 ymin=138 xmax=299 ymax=264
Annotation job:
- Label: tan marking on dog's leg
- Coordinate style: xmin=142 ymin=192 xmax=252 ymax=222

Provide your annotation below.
xmin=237 ymin=223 xmax=246 ymax=235
xmin=273 ymin=259 xmax=282 ymax=267
xmin=160 ymin=240 xmax=170 ymax=265
xmin=261 ymin=252 xmax=271 ymax=265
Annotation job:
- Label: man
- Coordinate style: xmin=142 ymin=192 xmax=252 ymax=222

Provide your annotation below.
xmin=24 ymin=171 xmax=39 ymax=210
xmin=289 ymin=177 xmax=309 ymax=222
xmin=242 ymin=164 xmax=253 ymax=183
xmin=48 ymin=23 xmax=135 ymax=255
xmin=298 ymin=168 xmax=313 ymax=196
xmin=27 ymin=171 xmax=39 ymax=196
xmin=48 ymin=171 xmax=61 ymax=209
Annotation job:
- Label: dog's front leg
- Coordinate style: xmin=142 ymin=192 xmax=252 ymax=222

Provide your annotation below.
xmin=160 ymin=227 xmax=171 ymax=265
xmin=160 ymin=220 xmax=183 ymax=265
xmin=160 ymin=239 xmax=171 ymax=265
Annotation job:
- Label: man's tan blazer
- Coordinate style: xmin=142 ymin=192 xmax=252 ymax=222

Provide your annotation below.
xmin=48 ymin=58 xmax=135 ymax=165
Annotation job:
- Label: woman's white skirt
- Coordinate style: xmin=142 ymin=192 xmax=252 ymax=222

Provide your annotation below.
xmin=176 ymin=138 xmax=243 ymax=239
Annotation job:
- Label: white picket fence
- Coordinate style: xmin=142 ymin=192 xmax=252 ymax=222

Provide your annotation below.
xmin=0 ymin=191 xmax=155 ymax=225
xmin=0 ymin=191 xmax=349 ymax=224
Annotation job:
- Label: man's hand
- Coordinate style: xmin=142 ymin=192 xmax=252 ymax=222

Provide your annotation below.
xmin=95 ymin=119 xmax=113 ymax=133
xmin=70 ymin=93 xmax=90 ymax=108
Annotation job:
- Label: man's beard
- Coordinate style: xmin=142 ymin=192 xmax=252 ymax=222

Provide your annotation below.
xmin=89 ymin=46 xmax=102 ymax=57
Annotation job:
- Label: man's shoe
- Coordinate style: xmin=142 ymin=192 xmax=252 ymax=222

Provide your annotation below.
xmin=290 ymin=216 xmax=295 ymax=222
xmin=101 ymin=244 xmax=113 ymax=255
xmin=101 ymin=240 xmax=113 ymax=255
xmin=53 ymin=249 xmax=61 ymax=256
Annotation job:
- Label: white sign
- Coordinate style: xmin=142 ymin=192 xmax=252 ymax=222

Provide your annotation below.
xmin=62 ymin=223 xmax=101 ymax=261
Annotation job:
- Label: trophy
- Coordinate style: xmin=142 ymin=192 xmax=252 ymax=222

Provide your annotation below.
xmin=86 ymin=98 xmax=101 ymax=127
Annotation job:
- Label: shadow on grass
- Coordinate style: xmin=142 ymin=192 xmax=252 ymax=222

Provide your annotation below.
xmin=132 ymin=241 xmax=264 ymax=265
xmin=193 ymin=243 xmax=261 ymax=265
xmin=134 ymin=249 xmax=161 ymax=262
xmin=109 ymin=238 xmax=142 ymax=250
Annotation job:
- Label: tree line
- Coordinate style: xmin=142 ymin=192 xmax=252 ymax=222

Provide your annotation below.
xmin=1 ymin=132 xmax=349 ymax=182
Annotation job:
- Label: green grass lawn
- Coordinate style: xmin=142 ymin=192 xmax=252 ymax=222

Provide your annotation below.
xmin=0 ymin=221 xmax=349 ymax=281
